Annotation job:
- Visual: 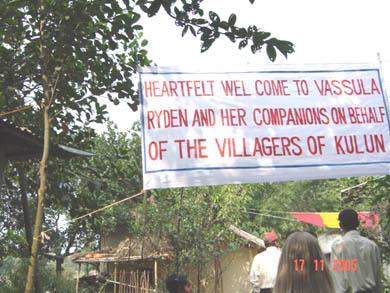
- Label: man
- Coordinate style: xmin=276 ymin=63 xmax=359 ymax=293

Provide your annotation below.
xmin=166 ymin=273 xmax=191 ymax=293
xmin=250 ymin=232 xmax=281 ymax=293
xmin=331 ymin=208 xmax=382 ymax=293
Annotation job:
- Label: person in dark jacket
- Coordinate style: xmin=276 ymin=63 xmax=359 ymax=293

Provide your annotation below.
xmin=166 ymin=273 xmax=191 ymax=293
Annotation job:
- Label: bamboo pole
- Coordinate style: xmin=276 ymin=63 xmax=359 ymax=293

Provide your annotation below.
xmin=154 ymin=260 xmax=158 ymax=291
xmin=75 ymin=263 xmax=81 ymax=293
xmin=114 ymin=263 xmax=118 ymax=293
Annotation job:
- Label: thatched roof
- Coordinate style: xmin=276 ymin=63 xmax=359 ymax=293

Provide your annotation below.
xmin=71 ymin=225 xmax=264 ymax=264
xmin=71 ymin=235 xmax=171 ymax=264
xmin=114 ymin=235 xmax=172 ymax=259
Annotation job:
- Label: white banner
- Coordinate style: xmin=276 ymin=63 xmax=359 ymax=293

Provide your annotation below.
xmin=139 ymin=64 xmax=390 ymax=190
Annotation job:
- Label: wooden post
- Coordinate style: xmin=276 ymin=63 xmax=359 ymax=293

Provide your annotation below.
xmin=114 ymin=263 xmax=117 ymax=293
xmin=154 ymin=260 xmax=158 ymax=291
xmin=75 ymin=263 xmax=81 ymax=293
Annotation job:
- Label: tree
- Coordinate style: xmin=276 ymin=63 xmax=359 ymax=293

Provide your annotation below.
xmin=351 ymin=175 xmax=390 ymax=290
xmin=5 ymin=121 xmax=383 ymax=292
xmin=0 ymin=1 xmax=294 ymax=291
xmin=242 ymin=179 xmax=350 ymax=239
xmin=142 ymin=185 xmax=252 ymax=293
xmin=0 ymin=122 xmax=143 ymax=289
xmin=137 ymin=0 xmax=294 ymax=60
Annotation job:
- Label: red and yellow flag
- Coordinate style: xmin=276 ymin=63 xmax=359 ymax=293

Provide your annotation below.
xmin=289 ymin=212 xmax=378 ymax=228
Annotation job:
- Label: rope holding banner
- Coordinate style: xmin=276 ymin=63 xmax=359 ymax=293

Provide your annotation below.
xmin=37 ymin=190 xmax=145 ymax=240
xmin=0 ymin=105 xmax=32 ymax=117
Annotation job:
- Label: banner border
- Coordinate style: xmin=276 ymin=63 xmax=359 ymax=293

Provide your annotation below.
xmin=139 ymin=67 xmax=390 ymax=175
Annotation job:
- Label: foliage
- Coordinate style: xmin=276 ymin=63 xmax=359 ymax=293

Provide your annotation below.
xmin=366 ymin=176 xmax=390 ymax=255
xmin=0 ymin=0 xmax=151 ymax=134
xmin=0 ymin=161 xmax=39 ymax=258
xmin=62 ymin=121 xmax=143 ymax=240
xmin=359 ymin=175 xmax=390 ymax=288
xmin=138 ymin=0 xmax=294 ymax=60
xmin=0 ymin=1 xmax=294 ymax=286
xmin=241 ymin=179 xmax=345 ymax=242
xmin=0 ymin=0 xmax=294 ymax=135
xmin=0 ymin=257 xmax=75 ymax=293
xmin=0 ymin=121 xmax=141 ymax=260
xmin=142 ymin=184 xmax=252 ymax=291
xmin=44 ymin=121 xmax=142 ymax=252
xmin=2 ymin=118 xmax=389 ymax=291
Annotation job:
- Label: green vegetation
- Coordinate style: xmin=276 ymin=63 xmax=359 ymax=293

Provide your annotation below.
xmin=1 ymin=0 xmax=388 ymax=291
xmin=0 ymin=257 xmax=75 ymax=293
xmin=0 ymin=1 xmax=294 ymax=289
xmin=3 ymin=122 xmax=389 ymax=292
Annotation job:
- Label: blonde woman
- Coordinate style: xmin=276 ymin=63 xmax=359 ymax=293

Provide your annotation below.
xmin=273 ymin=231 xmax=334 ymax=293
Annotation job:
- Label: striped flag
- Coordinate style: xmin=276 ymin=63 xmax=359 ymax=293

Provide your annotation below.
xmin=289 ymin=212 xmax=378 ymax=228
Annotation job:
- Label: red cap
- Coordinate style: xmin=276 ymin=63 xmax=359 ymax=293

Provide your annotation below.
xmin=264 ymin=232 xmax=278 ymax=242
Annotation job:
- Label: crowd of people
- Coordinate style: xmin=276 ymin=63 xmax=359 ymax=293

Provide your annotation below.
xmin=251 ymin=208 xmax=382 ymax=293
xmin=164 ymin=208 xmax=382 ymax=293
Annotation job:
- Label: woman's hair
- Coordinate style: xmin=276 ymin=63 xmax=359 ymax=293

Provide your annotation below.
xmin=273 ymin=231 xmax=334 ymax=293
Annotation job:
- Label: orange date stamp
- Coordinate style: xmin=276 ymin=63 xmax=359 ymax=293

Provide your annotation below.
xmin=293 ymin=259 xmax=358 ymax=272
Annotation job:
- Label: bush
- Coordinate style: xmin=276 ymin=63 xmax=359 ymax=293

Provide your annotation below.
xmin=0 ymin=257 xmax=75 ymax=293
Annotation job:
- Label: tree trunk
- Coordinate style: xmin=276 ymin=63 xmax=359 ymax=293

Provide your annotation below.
xmin=25 ymin=1 xmax=52 ymax=290
xmin=25 ymin=107 xmax=50 ymax=293
xmin=16 ymin=164 xmax=33 ymax=253
xmin=17 ymin=164 xmax=44 ymax=293
xmin=56 ymin=257 xmax=64 ymax=277
xmin=0 ymin=144 xmax=6 ymax=198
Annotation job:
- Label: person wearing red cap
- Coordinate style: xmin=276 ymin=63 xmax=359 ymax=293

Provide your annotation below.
xmin=249 ymin=232 xmax=281 ymax=293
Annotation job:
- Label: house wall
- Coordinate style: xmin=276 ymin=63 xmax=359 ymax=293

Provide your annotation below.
xmin=179 ymin=246 xmax=257 ymax=293
xmin=100 ymin=231 xmax=258 ymax=293
xmin=212 ymin=246 xmax=257 ymax=293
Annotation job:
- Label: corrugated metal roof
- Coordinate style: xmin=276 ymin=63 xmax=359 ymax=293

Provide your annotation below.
xmin=0 ymin=119 xmax=94 ymax=160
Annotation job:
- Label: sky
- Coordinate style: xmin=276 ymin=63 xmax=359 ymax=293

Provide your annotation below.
xmin=100 ymin=0 xmax=390 ymax=133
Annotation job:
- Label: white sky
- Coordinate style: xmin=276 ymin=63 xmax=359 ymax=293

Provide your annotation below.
xmin=101 ymin=0 xmax=390 ymax=132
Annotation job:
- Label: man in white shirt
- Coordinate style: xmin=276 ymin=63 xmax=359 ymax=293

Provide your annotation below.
xmin=249 ymin=232 xmax=281 ymax=293
xmin=331 ymin=208 xmax=382 ymax=293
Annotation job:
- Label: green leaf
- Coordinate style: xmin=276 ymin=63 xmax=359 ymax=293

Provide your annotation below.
xmin=129 ymin=12 xmax=141 ymax=25
xmin=141 ymin=39 xmax=148 ymax=47
xmin=219 ymin=21 xmax=230 ymax=30
xmin=201 ymin=38 xmax=215 ymax=53
xmin=133 ymin=25 xmax=143 ymax=30
xmin=228 ymin=13 xmax=236 ymax=26
xmin=192 ymin=18 xmax=208 ymax=25
xmin=239 ymin=40 xmax=248 ymax=49
xmin=226 ymin=32 xmax=235 ymax=42
xmin=182 ymin=25 xmax=189 ymax=37
xmin=238 ymin=28 xmax=247 ymax=38
xmin=266 ymin=44 xmax=277 ymax=61
xmin=208 ymin=11 xmax=219 ymax=22
xmin=189 ymin=26 xmax=196 ymax=37
xmin=147 ymin=0 xmax=162 ymax=17
xmin=274 ymin=40 xmax=295 ymax=59
xmin=161 ymin=0 xmax=173 ymax=13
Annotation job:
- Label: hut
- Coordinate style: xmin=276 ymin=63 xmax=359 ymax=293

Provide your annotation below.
xmin=71 ymin=225 xmax=264 ymax=293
